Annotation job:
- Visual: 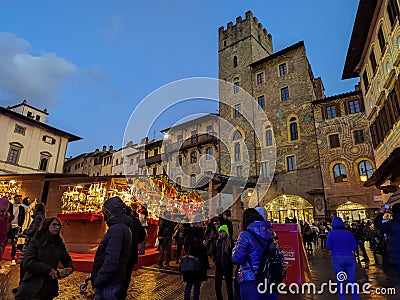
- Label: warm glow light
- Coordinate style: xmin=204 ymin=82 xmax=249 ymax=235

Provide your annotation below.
xmin=247 ymin=191 xmax=252 ymax=197
xmin=75 ymin=185 xmax=83 ymax=189
xmin=10 ymin=180 xmax=16 ymax=184
xmin=360 ymin=175 xmax=368 ymax=182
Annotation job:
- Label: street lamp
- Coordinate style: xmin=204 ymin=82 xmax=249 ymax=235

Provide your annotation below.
xmin=360 ymin=175 xmax=368 ymax=182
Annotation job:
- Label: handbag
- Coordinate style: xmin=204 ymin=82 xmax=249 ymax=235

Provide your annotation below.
xmin=179 ymin=255 xmax=201 ymax=273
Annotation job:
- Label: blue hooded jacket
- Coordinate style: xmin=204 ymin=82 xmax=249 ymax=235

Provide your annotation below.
xmin=232 ymin=220 xmax=274 ymax=284
xmin=326 ymin=217 xmax=357 ymax=256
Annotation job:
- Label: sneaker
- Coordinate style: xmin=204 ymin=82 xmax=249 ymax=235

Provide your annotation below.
xmin=11 ymin=260 xmax=16 ymax=266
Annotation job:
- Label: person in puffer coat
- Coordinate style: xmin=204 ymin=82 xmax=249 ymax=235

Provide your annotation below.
xmin=232 ymin=207 xmax=276 ymax=300
xmin=374 ymin=203 xmax=400 ymax=280
xmin=91 ymin=197 xmax=132 ymax=300
xmin=327 ymin=217 xmax=358 ymax=300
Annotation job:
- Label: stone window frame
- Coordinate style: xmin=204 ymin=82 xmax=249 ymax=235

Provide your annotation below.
xmin=287 ymin=115 xmax=300 ymax=142
xmin=256 ymin=72 xmax=264 ymax=85
xmin=286 ymin=155 xmax=296 ymax=172
xmin=281 ymin=86 xmax=290 ymax=101
xmin=278 ymin=62 xmax=288 ymax=77
xmin=331 ymin=162 xmax=348 ymax=183
xmin=328 ymin=133 xmax=340 ymax=148
xmin=257 ymin=95 xmax=265 ymax=109
xmin=7 ymin=142 xmax=24 ymax=165
xmin=352 ymin=129 xmax=365 ymax=145
xmin=14 ymin=124 xmax=26 ymax=135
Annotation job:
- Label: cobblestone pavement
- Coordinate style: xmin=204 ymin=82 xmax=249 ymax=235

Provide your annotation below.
xmin=1 ymin=247 xmax=399 ymax=299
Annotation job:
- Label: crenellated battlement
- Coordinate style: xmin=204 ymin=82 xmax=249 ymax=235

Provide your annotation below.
xmin=218 ymin=11 xmax=273 ymax=54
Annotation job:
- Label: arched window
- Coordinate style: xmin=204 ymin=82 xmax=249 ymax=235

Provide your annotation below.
xmin=233 ymin=56 xmax=238 ymax=68
xmin=265 ymin=125 xmax=273 ymax=146
xmin=232 ymin=130 xmax=242 ymax=141
xmin=190 ymin=151 xmax=197 ymax=164
xmin=234 ymin=143 xmax=241 ymax=161
xmin=190 ymin=174 xmax=196 ymax=187
xmin=206 ymin=147 xmax=213 ymax=159
xmin=289 ymin=117 xmax=298 ymax=141
xmin=333 ymin=163 xmax=347 ymax=183
xmin=358 ymin=160 xmax=373 ymax=179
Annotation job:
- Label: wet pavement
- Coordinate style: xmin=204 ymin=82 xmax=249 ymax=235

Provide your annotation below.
xmin=0 ymin=246 xmax=399 ymax=299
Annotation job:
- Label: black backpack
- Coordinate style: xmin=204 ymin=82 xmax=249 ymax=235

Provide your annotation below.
xmin=246 ymin=230 xmax=286 ymax=290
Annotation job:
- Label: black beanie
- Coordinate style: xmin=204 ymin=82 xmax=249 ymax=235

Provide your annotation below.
xmin=243 ymin=208 xmax=264 ymax=230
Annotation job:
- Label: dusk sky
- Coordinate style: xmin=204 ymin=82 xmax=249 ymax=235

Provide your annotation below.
xmin=1 ymin=1 xmax=359 ymax=157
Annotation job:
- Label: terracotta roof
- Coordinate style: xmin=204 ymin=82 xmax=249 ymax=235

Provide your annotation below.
xmin=0 ymin=106 xmax=81 ymax=142
xmin=342 ymin=0 xmax=378 ymax=79
xmin=312 ymin=90 xmax=361 ymax=105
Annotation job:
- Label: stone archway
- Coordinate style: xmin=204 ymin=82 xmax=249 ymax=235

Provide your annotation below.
xmin=265 ymin=194 xmax=314 ymax=223
xmin=336 ymin=201 xmax=366 ymax=223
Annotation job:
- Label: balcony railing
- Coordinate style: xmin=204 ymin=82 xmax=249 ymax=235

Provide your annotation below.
xmin=165 ymin=133 xmax=218 ymax=153
xmin=138 ymin=154 xmax=162 ymax=167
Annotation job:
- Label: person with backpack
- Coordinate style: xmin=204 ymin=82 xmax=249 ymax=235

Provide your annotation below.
xmin=8 ymin=194 xmax=25 ymax=266
xmin=213 ymin=224 xmax=233 ymax=300
xmin=232 ymin=207 xmax=278 ymax=300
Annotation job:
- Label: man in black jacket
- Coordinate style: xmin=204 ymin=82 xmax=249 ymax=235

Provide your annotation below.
xmin=8 ymin=195 xmax=25 ymax=265
xmin=91 ymin=197 xmax=132 ymax=300
xmin=157 ymin=210 xmax=175 ymax=267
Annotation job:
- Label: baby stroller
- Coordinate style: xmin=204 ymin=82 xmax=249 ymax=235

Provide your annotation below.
xmin=80 ymin=273 xmax=91 ymax=293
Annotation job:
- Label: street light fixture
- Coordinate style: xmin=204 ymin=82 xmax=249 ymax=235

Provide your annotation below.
xmin=360 ymin=175 xmax=368 ymax=182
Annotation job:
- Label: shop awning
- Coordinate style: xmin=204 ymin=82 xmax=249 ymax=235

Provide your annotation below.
xmin=364 ymin=147 xmax=400 ymax=188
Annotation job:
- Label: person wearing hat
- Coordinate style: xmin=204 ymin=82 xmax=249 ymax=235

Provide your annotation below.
xmin=221 ymin=210 xmax=234 ymax=237
xmin=213 ymin=224 xmax=234 ymax=300
xmin=91 ymin=197 xmax=133 ymax=300
xmin=232 ymin=208 xmax=276 ymax=300
xmin=0 ymin=198 xmax=13 ymax=262
xmin=182 ymin=214 xmax=209 ymax=300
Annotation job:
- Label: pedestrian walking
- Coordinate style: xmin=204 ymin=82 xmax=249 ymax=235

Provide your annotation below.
xmin=204 ymin=217 xmax=218 ymax=256
xmin=183 ymin=214 xmax=209 ymax=300
xmin=232 ymin=207 xmax=277 ymax=300
xmin=352 ymin=221 xmax=369 ymax=263
xmin=221 ymin=210 xmax=234 ymax=237
xmin=138 ymin=203 xmax=148 ymax=255
xmin=0 ymin=198 xmax=13 ymax=262
xmin=326 ymin=216 xmax=359 ymax=300
xmin=318 ymin=222 xmax=328 ymax=249
xmin=302 ymin=223 xmax=314 ymax=254
xmin=12 ymin=203 xmax=46 ymax=294
xmin=121 ymin=205 xmax=146 ymax=299
xmin=157 ymin=210 xmax=174 ymax=267
xmin=15 ymin=217 xmax=74 ymax=300
xmin=374 ymin=203 xmax=400 ymax=280
xmin=173 ymin=216 xmax=186 ymax=263
xmin=91 ymin=197 xmax=132 ymax=300
xmin=7 ymin=194 xmax=25 ymax=266
xmin=213 ymin=224 xmax=233 ymax=300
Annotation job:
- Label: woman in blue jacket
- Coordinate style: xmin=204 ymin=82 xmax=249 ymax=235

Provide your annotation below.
xmin=327 ymin=216 xmax=359 ymax=300
xmin=232 ymin=208 xmax=276 ymax=300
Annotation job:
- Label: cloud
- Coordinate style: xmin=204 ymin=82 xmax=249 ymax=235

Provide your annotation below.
xmin=0 ymin=32 xmax=77 ymax=108
xmin=102 ymin=14 xmax=124 ymax=40
xmin=110 ymin=90 xmax=121 ymax=100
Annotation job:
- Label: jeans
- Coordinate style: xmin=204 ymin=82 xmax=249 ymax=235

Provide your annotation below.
xmin=239 ymin=281 xmax=277 ymax=300
xmin=10 ymin=227 xmax=20 ymax=260
xmin=158 ymin=236 xmax=172 ymax=264
xmin=319 ymin=235 xmax=327 ymax=249
xmin=331 ymin=255 xmax=359 ymax=300
xmin=184 ymin=281 xmax=201 ymax=300
xmin=215 ymin=266 xmax=233 ymax=300
xmin=95 ymin=284 xmax=124 ymax=300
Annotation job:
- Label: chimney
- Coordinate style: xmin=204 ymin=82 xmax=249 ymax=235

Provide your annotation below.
xmin=95 ymin=148 xmax=99 ymax=152
xmin=109 ymin=145 xmax=113 ymax=152
xmin=141 ymin=137 xmax=148 ymax=144
xmin=102 ymin=145 xmax=107 ymax=152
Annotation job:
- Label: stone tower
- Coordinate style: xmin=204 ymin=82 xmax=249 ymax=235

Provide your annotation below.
xmin=218 ymin=11 xmax=325 ymax=223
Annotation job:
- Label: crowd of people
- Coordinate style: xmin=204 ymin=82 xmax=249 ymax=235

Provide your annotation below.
xmin=1 ymin=193 xmax=399 ymax=300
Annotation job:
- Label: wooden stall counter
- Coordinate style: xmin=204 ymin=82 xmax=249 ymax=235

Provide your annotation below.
xmin=58 ymin=213 xmax=106 ymax=254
